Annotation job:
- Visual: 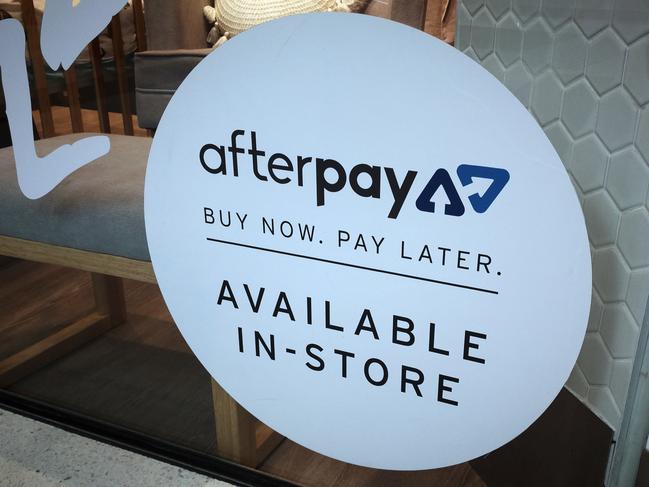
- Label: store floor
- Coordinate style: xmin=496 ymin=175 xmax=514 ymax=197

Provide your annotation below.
xmin=0 ymin=257 xmax=486 ymax=486
xmin=0 ymin=409 xmax=232 ymax=487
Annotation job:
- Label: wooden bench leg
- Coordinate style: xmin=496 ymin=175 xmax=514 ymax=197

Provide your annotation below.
xmin=91 ymin=273 xmax=126 ymax=325
xmin=0 ymin=272 xmax=126 ymax=387
xmin=211 ymin=379 xmax=284 ymax=467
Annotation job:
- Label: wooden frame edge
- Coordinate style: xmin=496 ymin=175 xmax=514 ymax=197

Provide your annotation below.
xmin=0 ymin=236 xmax=155 ymax=283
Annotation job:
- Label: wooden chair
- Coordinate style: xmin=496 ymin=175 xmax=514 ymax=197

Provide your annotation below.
xmin=3 ymin=0 xmax=439 ymax=467
xmin=0 ymin=0 xmax=282 ymax=467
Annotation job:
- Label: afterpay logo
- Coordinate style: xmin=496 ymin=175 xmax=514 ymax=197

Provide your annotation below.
xmin=199 ymin=129 xmax=510 ymax=219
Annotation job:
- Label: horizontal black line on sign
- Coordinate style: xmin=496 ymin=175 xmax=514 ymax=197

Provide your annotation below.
xmin=206 ymin=237 xmax=499 ymax=295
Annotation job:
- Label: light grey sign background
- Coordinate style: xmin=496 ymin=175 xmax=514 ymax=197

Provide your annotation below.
xmin=145 ymin=13 xmax=591 ymax=470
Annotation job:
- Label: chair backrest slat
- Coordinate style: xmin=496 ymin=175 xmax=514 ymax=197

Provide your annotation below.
xmin=391 ymin=0 xmax=427 ymax=30
xmin=17 ymin=1 xmax=144 ymax=137
xmin=131 ymin=0 xmax=147 ymax=52
xmin=63 ymin=67 xmax=84 ymax=133
xmin=87 ymin=38 xmax=111 ymax=134
xmin=424 ymin=0 xmax=442 ymax=38
xmin=19 ymin=0 xmax=54 ymax=137
xmin=109 ymin=14 xmax=134 ymax=136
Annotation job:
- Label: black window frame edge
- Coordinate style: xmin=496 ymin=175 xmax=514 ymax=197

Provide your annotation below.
xmin=0 ymin=390 xmax=298 ymax=487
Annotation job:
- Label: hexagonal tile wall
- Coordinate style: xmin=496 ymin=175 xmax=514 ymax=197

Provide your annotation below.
xmin=575 ymin=0 xmax=610 ymax=38
xmin=522 ymin=18 xmax=553 ymax=73
xmin=542 ymin=0 xmax=575 ymax=30
xmin=624 ymin=37 xmax=649 ymax=106
xmin=570 ymin=135 xmax=608 ymax=193
xmin=606 ymin=148 xmax=649 ymax=210
xmin=618 ymin=209 xmax=649 ymax=268
xmin=513 ymin=0 xmax=540 ymax=24
xmin=457 ymin=0 xmax=649 ymax=432
xmin=612 ymin=0 xmax=649 ymax=44
xmin=553 ymin=24 xmax=589 ymax=85
xmin=596 ymin=88 xmax=638 ymax=152
xmin=587 ymin=289 xmax=604 ymax=332
xmin=495 ymin=13 xmax=523 ymax=67
xmin=600 ymin=303 xmax=639 ymax=359
xmin=637 ymin=108 xmax=649 ymax=162
xmin=531 ymin=71 xmax=563 ymax=125
xmin=585 ymin=29 xmax=626 ymax=95
xmin=563 ymin=80 xmax=598 ymax=138
xmin=581 ymin=191 xmax=619 ymax=246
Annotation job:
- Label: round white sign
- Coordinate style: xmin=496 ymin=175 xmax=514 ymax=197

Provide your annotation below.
xmin=144 ymin=13 xmax=591 ymax=470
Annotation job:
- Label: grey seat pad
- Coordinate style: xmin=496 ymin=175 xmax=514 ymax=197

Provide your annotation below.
xmin=0 ymin=134 xmax=152 ymax=261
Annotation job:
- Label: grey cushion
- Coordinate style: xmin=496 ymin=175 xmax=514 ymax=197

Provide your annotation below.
xmin=135 ymin=49 xmax=210 ymax=129
xmin=0 ymin=134 xmax=152 ymax=261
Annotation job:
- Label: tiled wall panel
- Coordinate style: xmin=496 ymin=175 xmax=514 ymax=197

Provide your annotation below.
xmin=457 ymin=0 xmax=649 ymax=430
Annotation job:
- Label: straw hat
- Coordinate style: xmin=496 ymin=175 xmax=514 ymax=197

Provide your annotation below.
xmin=204 ymin=0 xmax=370 ymax=46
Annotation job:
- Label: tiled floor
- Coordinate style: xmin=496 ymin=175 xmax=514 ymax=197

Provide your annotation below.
xmin=0 ymin=409 xmax=233 ymax=487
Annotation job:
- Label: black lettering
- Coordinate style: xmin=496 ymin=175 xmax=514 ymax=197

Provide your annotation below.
xmin=219 ymin=210 xmax=231 ymax=227
xmin=316 ymin=158 xmax=346 ymax=206
xmin=262 ymin=217 xmax=274 ymax=234
xmin=334 ymin=349 xmax=355 ymax=378
xmin=477 ymin=253 xmax=492 ymax=273
xmin=236 ymin=212 xmax=247 ymax=229
xmin=429 ymin=322 xmax=450 ymax=356
xmin=204 ymin=207 xmax=214 ymax=224
xmin=418 ymin=245 xmax=432 ymax=263
xmin=457 ymin=250 xmax=470 ymax=270
xmin=364 ymin=358 xmax=388 ymax=386
xmin=354 ymin=309 xmax=379 ymax=339
xmin=349 ymin=164 xmax=381 ymax=198
xmin=393 ymin=315 xmax=415 ymax=346
xmin=297 ymin=156 xmax=312 ymax=186
xmin=268 ymin=153 xmax=293 ymax=184
xmin=338 ymin=230 xmax=350 ymax=247
xmin=227 ymin=129 xmax=245 ymax=176
xmin=199 ymin=144 xmax=227 ymax=174
xmin=463 ymin=331 xmax=487 ymax=364
xmin=272 ymin=292 xmax=295 ymax=321
xmin=254 ymin=331 xmax=275 ymax=360
xmin=325 ymin=300 xmax=344 ymax=332
xmin=280 ymin=221 xmax=293 ymax=238
xmin=306 ymin=343 xmax=325 ymax=371
xmin=400 ymin=241 xmax=412 ymax=260
xmin=401 ymin=366 xmax=424 ymax=397
xmin=217 ymin=280 xmax=238 ymax=308
xmin=299 ymin=223 xmax=315 ymax=241
xmin=354 ymin=234 xmax=367 ymax=251
xmin=237 ymin=326 xmax=244 ymax=353
xmin=243 ymin=284 xmax=264 ymax=313
xmin=384 ymin=167 xmax=418 ymax=219
xmin=438 ymin=247 xmax=451 ymax=266
xmin=438 ymin=374 xmax=459 ymax=406
xmin=248 ymin=131 xmax=267 ymax=181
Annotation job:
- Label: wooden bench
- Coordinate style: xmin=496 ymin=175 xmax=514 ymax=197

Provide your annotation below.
xmin=0 ymin=134 xmax=282 ymax=467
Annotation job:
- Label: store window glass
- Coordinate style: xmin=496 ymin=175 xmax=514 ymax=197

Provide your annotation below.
xmin=1 ymin=1 xmax=648 ymax=486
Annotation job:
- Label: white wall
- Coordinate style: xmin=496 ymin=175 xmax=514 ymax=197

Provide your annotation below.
xmin=457 ymin=0 xmax=649 ymax=434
